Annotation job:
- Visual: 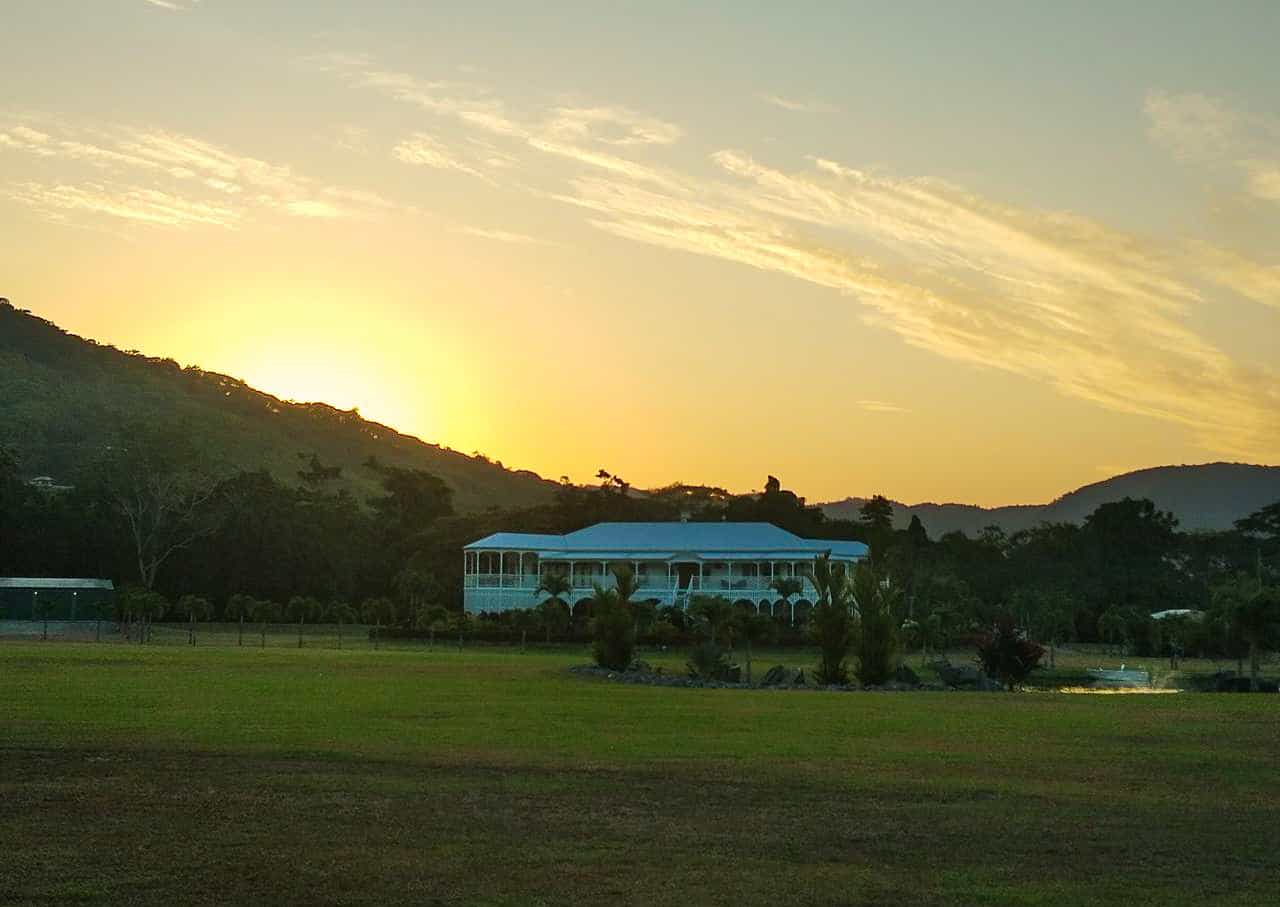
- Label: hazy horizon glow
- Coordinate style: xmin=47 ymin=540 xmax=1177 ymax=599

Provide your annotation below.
xmin=2 ymin=2 xmax=1277 ymax=507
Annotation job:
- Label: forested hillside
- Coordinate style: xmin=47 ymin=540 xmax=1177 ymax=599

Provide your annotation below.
xmin=0 ymin=300 xmax=556 ymax=512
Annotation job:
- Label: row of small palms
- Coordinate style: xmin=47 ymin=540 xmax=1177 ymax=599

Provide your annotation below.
xmin=557 ymin=563 xmax=814 ymax=682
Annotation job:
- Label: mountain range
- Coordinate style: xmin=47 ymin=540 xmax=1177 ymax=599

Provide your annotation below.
xmin=3 ymin=300 xmax=1277 ymax=529
xmin=819 ymin=463 xmax=1280 ymax=535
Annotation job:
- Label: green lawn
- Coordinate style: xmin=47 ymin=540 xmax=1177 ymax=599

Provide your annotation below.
xmin=2 ymin=641 xmax=1277 ymax=906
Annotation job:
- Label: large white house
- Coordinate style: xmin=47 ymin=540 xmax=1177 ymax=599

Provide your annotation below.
xmin=463 ymin=521 xmax=868 ymax=620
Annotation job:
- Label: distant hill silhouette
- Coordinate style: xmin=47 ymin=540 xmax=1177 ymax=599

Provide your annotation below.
xmin=0 ymin=300 xmax=558 ymax=512
xmin=821 ymin=463 xmax=1280 ymax=535
xmin=6 ymin=301 xmax=1277 ymax=528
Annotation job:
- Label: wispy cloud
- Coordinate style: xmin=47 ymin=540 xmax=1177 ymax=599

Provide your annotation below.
xmin=313 ymin=56 xmax=684 ymax=190
xmin=556 ymin=155 xmax=1279 ymax=460
xmin=0 ymin=118 xmax=393 ymax=228
xmin=4 ymin=181 xmax=237 ymax=228
xmin=142 ymin=0 xmax=200 ymax=10
xmin=460 ymin=226 xmax=549 ymax=245
xmin=358 ymin=70 xmax=527 ymax=138
xmin=758 ymin=93 xmax=838 ymax=114
xmin=392 ymin=133 xmax=490 ymax=181
xmin=1146 ymin=90 xmax=1280 ymax=205
xmin=303 ymin=57 xmax=1279 ymax=460
xmin=544 ymin=106 xmax=682 ymax=146
xmin=857 ymin=400 xmax=911 ymax=414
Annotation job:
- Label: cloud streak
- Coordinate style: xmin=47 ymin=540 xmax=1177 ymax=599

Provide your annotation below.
xmin=0 ymin=118 xmax=394 ymax=228
xmin=857 ymin=400 xmax=911 ymax=414
xmin=290 ymin=59 xmax=1280 ymax=459
xmin=392 ymin=133 xmax=490 ymax=181
xmin=559 ymin=154 xmax=1279 ymax=459
xmin=758 ymin=93 xmax=838 ymax=114
xmin=460 ymin=226 xmax=549 ymax=245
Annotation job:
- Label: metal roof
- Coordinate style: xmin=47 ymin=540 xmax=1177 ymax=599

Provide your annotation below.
xmin=465 ymin=522 xmax=867 ymax=559
xmin=0 ymin=578 xmax=115 ymax=590
xmin=465 ymin=533 xmax=568 ymax=552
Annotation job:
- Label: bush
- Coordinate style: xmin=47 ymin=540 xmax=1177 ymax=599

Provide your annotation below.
xmin=975 ymin=617 xmax=1045 ymax=690
xmin=686 ymin=641 xmax=739 ymax=682
xmin=591 ymin=601 xmax=636 ymax=670
xmin=650 ymin=618 xmax=679 ymax=646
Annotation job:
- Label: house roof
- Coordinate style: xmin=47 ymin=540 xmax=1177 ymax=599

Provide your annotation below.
xmin=0 ymin=578 xmax=115 ymax=590
xmin=465 ymin=522 xmax=867 ymax=560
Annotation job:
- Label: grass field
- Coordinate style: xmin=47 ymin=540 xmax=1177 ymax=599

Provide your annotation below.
xmin=3 ymin=638 xmax=1278 ymax=906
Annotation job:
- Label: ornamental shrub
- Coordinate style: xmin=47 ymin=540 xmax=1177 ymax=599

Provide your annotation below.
xmin=974 ymin=616 xmax=1045 ymax=690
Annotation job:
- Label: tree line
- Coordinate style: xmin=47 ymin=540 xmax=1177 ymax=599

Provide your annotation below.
xmin=2 ymin=432 xmax=1278 ymax=675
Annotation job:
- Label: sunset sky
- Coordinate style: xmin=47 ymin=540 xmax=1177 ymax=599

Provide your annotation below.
xmin=2 ymin=2 xmax=1277 ymax=507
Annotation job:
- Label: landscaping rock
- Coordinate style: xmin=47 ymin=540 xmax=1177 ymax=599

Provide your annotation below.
xmin=760 ymin=665 xmax=792 ymax=686
xmin=932 ymin=661 xmax=984 ymax=688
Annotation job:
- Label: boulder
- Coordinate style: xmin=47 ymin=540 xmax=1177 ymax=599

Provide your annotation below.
xmin=932 ymin=661 xmax=984 ymax=688
xmin=761 ymin=665 xmax=793 ymax=687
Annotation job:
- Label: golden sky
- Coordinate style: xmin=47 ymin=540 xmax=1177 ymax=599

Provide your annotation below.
xmin=2 ymin=2 xmax=1278 ymax=506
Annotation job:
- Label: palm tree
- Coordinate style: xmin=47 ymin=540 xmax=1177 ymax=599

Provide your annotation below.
xmin=177 ymin=594 xmax=213 ymax=646
xmin=770 ymin=576 xmax=804 ymax=624
xmin=810 ymin=556 xmax=855 ymax=685
xmin=286 ymin=596 xmax=320 ymax=648
xmin=322 ymin=601 xmax=357 ymax=649
xmin=535 ymin=571 xmax=572 ymax=617
xmin=537 ymin=597 xmax=571 ymax=643
xmin=225 ymin=594 xmax=257 ymax=647
xmin=688 ymin=594 xmax=735 ymax=647
xmin=590 ymin=566 xmax=637 ymax=670
xmin=252 ymin=599 xmax=280 ymax=648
